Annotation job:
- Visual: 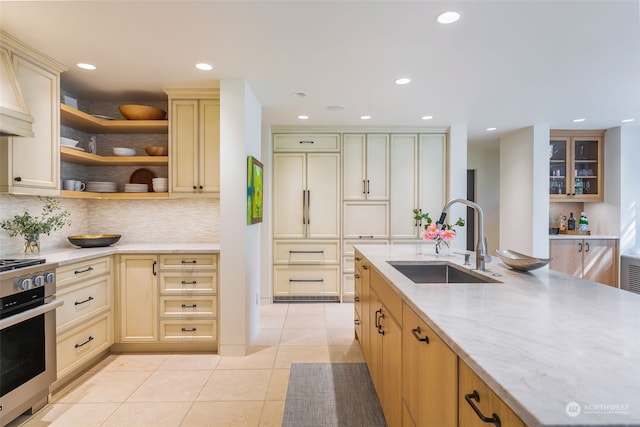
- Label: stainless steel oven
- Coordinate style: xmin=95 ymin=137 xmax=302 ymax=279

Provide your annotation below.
xmin=0 ymin=259 xmax=61 ymax=427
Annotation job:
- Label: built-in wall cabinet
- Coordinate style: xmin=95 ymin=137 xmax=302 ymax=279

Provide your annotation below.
xmin=272 ymin=129 xmax=448 ymax=301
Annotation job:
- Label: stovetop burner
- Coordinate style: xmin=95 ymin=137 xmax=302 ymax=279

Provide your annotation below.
xmin=0 ymin=258 xmax=46 ymax=273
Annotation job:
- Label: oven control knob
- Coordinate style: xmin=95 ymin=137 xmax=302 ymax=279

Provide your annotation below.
xmin=33 ymin=275 xmax=45 ymax=287
xmin=45 ymin=272 xmax=55 ymax=283
xmin=17 ymin=278 xmax=33 ymax=290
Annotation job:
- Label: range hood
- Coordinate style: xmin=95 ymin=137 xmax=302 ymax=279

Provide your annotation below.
xmin=0 ymin=48 xmax=34 ymax=137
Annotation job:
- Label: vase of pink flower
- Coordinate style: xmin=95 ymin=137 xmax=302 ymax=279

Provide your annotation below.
xmin=412 ymin=209 xmax=465 ymax=255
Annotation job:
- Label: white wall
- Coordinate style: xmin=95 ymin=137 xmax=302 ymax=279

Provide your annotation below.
xmin=468 ymin=146 xmax=500 ymax=255
xmin=499 ymin=125 xmax=550 ymax=257
xmin=219 ymin=80 xmax=262 ymax=356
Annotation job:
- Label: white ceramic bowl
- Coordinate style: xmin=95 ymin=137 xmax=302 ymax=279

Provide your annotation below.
xmin=113 ymin=147 xmax=136 ymax=156
xmin=60 ymin=136 xmax=79 ymax=147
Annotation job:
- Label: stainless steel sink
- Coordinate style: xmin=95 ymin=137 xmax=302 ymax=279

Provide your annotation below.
xmin=387 ymin=261 xmax=500 ymax=284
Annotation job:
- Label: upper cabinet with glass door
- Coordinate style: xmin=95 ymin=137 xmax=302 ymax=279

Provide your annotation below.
xmin=549 ymin=130 xmax=604 ymax=202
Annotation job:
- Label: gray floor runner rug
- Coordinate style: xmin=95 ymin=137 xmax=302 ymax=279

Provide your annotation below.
xmin=282 ymin=363 xmax=387 ymax=427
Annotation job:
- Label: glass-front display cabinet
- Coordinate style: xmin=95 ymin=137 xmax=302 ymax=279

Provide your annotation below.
xmin=549 ymin=131 xmax=604 ymax=202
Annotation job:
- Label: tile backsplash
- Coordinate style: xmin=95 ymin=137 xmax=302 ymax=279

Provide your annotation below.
xmin=0 ymin=194 xmax=219 ymax=255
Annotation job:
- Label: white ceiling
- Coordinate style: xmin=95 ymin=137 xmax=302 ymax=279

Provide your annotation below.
xmin=1 ymin=0 xmax=639 ymax=147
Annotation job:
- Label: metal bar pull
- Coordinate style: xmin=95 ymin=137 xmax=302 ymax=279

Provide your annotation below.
xmin=464 ymin=391 xmax=501 ymax=427
xmin=289 ymin=250 xmax=325 ymax=254
xmin=299 ymin=140 xmax=314 ymax=144
xmin=75 ymin=336 xmax=94 ymax=348
xmin=289 ymin=278 xmax=324 ymax=283
xmin=181 ymin=327 xmax=197 ymax=332
xmin=362 ymin=180 xmax=367 ymax=195
xmin=585 ymin=242 xmax=590 ymax=252
xmin=181 ymin=304 xmax=197 ymax=308
xmin=74 ymin=296 xmax=95 ymax=306
xmin=306 ymin=190 xmax=310 ymax=225
xmin=74 ymin=266 xmax=94 ymax=275
xmin=366 ymin=179 xmax=370 ymax=194
xmin=152 ymin=260 xmax=157 ymax=276
xmin=578 ymin=242 xmax=583 ymax=253
xmin=181 ymin=260 xmax=197 ymax=264
xmin=181 ymin=280 xmax=197 ymax=285
xmin=302 ymin=190 xmax=307 ymax=224
xmin=411 ymin=326 xmax=429 ymax=344
xmin=358 ymin=235 xmax=374 ymax=239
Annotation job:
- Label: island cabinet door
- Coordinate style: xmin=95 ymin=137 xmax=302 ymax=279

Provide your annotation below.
xmin=549 ymin=239 xmax=582 ymax=277
xmin=402 ymin=303 xmax=457 ymax=427
xmin=582 ymin=238 xmax=618 ymax=287
xmin=458 ymin=360 xmax=526 ymax=427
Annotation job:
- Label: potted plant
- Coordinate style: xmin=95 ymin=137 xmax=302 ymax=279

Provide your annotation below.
xmin=1 ymin=197 xmax=71 ymax=253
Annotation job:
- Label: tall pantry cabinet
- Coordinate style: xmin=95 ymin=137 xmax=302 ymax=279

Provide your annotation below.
xmin=272 ymin=134 xmax=341 ymax=301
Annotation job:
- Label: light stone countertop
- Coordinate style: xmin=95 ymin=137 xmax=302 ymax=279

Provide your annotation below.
xmin=5 ymin=243 xmax=220 ymax=267
xmin=355 ymin=244 xmax=640 ymax=427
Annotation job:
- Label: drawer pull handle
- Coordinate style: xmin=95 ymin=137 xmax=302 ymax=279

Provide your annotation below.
xmin=289 ymin=279 xmax=324 ymax=283
xmin=355 ymin=257 xmax=361 ymax=261
xmin=358 ymin=235 xmax=374 ymax=239
xmin=289 ymin=250 xmax=324 ymax=254
xmin=354 ymin=296 xmax=360 ymax=302
xmin=464 ymin=390 xmax=501 ymax=427
xmin=74 ymin=266 xmax=94 ymax=275
xmin=354 ymin=319 xmax=360 ymax=325
xmin=299 ymin=140 xmax=314 ymax=144
xmin=354 ymin=274 xmax=360 ymax=279
xmin=181 ymin=327 xmax=197 ymax=332
xmin=363 ymin=265 xmax=369 ymax=270
xmin=75 ymin=336 xmax=94 ymax=348
xmin=374 ymin=308 xmax=383 ymax=329
xmin=74 ymin=296 xmax=95 ymax=306
xmin=181 ymin=304 xmax=197 ymax=308
xmin=181 ymin=280 xmax=197 ymax=285
xmin=153 ymin=260 xmax=157 ymax=276
xmin=181 ymin=260 xmax=197 ymax=264
xmin=411 ymin=326 xmax=429 ymax=344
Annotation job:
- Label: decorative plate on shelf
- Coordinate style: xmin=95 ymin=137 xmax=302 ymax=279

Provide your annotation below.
xmin=130 ymin=168 xmax=156 ymax=191
xmin=92 ymin=114 xmax=116 ymax=120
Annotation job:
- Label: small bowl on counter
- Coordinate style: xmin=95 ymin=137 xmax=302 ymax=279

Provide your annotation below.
xmin=495 ymin=249 xmax=551 ymax=271
xmin=113 ymin=147 xmax=136 ymax=156
xmin=68 ymin=234 xmax=122 ymax=248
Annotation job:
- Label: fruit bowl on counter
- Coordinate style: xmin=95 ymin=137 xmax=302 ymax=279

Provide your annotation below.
xmin=495 ymin=249 xmax=551 ymax=271
xmin=68 ymin=234 xmax=121 ymax=248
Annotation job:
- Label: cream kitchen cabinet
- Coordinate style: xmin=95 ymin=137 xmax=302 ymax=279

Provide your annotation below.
xmin=549 ymin=130 xmax=604 ymax=202
xmin=549 ymin=237 xmax=619 ymax=287
xmin=54 ymin=256 xmax=113 ymax=390
xmin=343 ymin=133 xmax=389 ymax=201
xmin=0 ymin=32 xmax=66 ymax=195
xmin=165 ymin=89 xmax=220 ymax=195
xmin=458 ymin=360 xmax=526 ymax=427
xmin=390 ymin=133 xmax=446 ymax=240
xmin=368 ymin=267 xmax=402 ymax=427
xmin=402 ymin=302 xmax=457 ymax=427
xmin=115 ymin=253 xmax=218 ymax=351
xmin=273 ymin=133 xmax=340 ymax=152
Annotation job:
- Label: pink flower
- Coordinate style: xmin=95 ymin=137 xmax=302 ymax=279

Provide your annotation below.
xmin=439 ymin=228 xmax=456 ymax=241
xmin=422 ymin=223 xmax=439 ymax=240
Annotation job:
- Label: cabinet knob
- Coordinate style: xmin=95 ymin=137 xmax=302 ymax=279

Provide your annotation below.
xmin=198 ymin=185 xmax=203 ymax=190
xmin=193 ymin=185 xmax=197 ymax=190
xmin=14 ymin=177 xmax=22 ymax=182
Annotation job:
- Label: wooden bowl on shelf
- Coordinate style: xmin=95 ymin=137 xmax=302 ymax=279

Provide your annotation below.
xmin=118 ymin=104 xmax=166 ymax=120
xmin=145 ymin=146 xmax=168 ymax=156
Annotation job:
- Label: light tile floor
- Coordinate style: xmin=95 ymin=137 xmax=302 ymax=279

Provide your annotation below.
xmin=9 ymin=303 xmax=361 ymax=427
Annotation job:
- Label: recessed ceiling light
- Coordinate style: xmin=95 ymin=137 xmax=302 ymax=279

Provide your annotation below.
xmin=292 ymin=92 xmax=307 ymax=98
xmin=421 ymin=115 xmax=433 ymax=120
xmin=360 ymin=115 xmax=371 ymax=120
xmin=327 ymin=105 xmax=345 ymax=111
xmin=621 ymin=118 xmax=635 ymax=123
xmin=572 ymin=118 xmax=586 ymax=123
xmin=76 ymin=63 xmax=96 ymax=70
xmin=195 ymin=63 xmax=213 ymax=71
xmin=486 ymin=127 xmax=497 ymax=131
xmin=437 ymin=11 xmax=461 ymax=24
xmin=395 ymin=77 xmax=411 ymax=85
xmin=297 ymin=115 xmax=309 ymax=120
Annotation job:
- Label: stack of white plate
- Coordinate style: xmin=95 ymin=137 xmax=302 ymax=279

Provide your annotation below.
xmin=86 ymin=181 xmax=118 ymax=192
xmin=152 ymin=177 xmax=168 ymax=192
xmin=124 ymin=183 xmax=149 ymax=193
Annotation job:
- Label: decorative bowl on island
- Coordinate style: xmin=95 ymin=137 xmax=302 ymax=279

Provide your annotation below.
xmin=68 ymin=234 xmax=121 ymax=248
xmin=495 ymin=249 xmax=551 ymax=271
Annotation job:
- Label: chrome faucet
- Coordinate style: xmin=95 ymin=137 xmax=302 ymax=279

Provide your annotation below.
xmin=438 ymin=198 xmax=490 ymax=271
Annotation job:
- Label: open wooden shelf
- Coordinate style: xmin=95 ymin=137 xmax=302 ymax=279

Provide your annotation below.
xmin=61 ymin=190 xmax=170 ymax=200
xmin=61 ymin=104 xmax=168 ymax=134
xmin=61 ymin=146 xmax=168 ymax=166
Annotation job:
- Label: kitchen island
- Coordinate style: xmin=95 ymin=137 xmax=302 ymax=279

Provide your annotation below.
xmin=355 ymin=244 xmax=640 ymax=426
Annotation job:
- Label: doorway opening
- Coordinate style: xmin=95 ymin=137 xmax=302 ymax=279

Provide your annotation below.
xmin=466 ymin=170 xmax=476 ymax=252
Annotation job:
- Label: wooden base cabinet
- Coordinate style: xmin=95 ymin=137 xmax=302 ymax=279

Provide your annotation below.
xmin=368 ymin=268 xmax=402 ymax=427
xmin=54 ymin=256 xmax=113 ymax=390
xmin=459 ymin=360 xmax=526 ymax=427
xmin=402 ymin=303 xmax=457 ymax=427
xmin=549 ymin=238 xmax=618 ymax=287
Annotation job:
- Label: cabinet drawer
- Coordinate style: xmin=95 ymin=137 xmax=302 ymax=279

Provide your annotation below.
xmin=273 ymin=133 xmax=340 ymax=152
xmin=273 ymin=240 xmax=339 ymax=264
xmin=159 ymin=272 xmax=217 ymax=294
xmin=57 ymin=312 xmax=111 ymax=379
xmin=56 ymin=256 xmax=112 ymax=288
xmin=160 ymin=296 xmax=217 ymax=318
xmin=159 ymin=320 xmax=217 ymax=342
xmin=345 ymin=239 xmax=388 ymax=258
xmin=56 ymin=275 xmax=111 ymax=332
xmin=159 ymin=254 xmax=217 ymax=270
xmin=274 ymin=266 xmax=339 ymax=296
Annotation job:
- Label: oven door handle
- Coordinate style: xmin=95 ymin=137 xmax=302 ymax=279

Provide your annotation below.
xmin=0 ymin=299 xmax=64 ymax=331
